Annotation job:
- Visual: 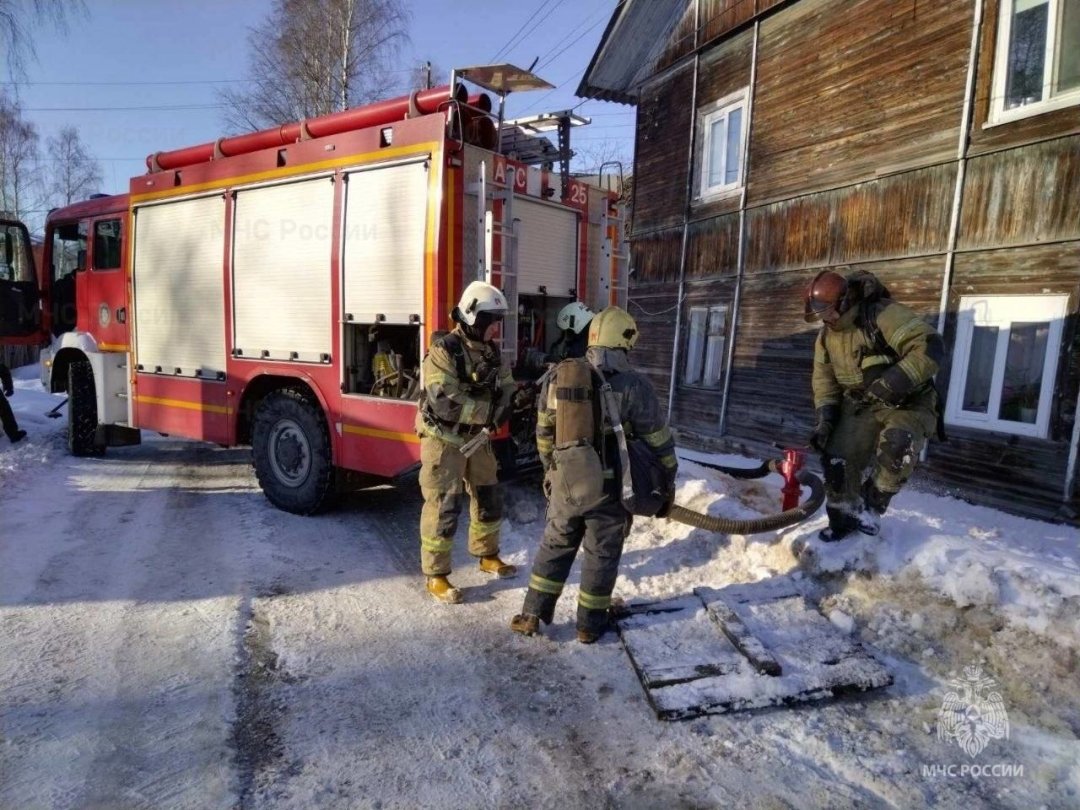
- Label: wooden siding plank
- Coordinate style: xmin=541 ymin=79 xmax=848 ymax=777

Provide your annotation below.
xmin=658 ymin=1 xmax=698 ymax=71
xmin=631 ymin=227 xmax=684 ymax=283
xmin=744 ymin=164 xmax=956 ymax=273
xmin=635 ymin=65 xmax=695 ymax=234
xmin=626 ymin=281 xmax=681 ymax=397
xmin=748 ymin=0 xmax=971 ymax=203
xmin=688 ymin=213 xmax=741 ymax=278
xmin=958 ymin=135 xmax=1080 ymax=249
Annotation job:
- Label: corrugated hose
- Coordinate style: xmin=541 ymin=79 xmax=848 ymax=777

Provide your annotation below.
xmin=664 ymin=464 xmax=825 ymax=536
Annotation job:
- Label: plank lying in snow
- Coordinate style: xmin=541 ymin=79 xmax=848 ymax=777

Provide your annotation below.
xmin=614 ymin=580 xmax=892 ymax=720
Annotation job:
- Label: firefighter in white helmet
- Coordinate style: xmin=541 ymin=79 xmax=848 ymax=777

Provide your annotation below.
xmin=510 ymin=306 xmax=678 ymax=642
xmin=548 ymin=301 xmax=595 ymax=362
xmin=415 ymin=280 xmax=519 ymax=603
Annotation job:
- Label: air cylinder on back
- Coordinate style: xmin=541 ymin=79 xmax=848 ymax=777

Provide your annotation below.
xmin=554 ymin=360 xmax=596 ymax=447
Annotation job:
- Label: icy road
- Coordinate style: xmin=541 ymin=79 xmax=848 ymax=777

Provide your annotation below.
xmin=1 ymin=370 xmax=1078 ymax=809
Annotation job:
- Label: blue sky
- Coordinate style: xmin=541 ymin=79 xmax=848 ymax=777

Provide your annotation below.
xmin=5 ymin=0 xmax=634 ymax=203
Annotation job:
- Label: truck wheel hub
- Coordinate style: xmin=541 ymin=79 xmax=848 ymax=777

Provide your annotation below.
xmin=269 ymin=419 xmax=310 ymax=485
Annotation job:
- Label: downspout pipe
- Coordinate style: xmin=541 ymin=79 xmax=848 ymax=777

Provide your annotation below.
xmin=666 ymin=0 xmax=701 ymax=421
xmin=936 ymin=0 xmax=984 ymax=337
xmin=927 ymin=0 xmax=983 ymax=465
xmin=718 ymin=20 xmax=760 ymax=436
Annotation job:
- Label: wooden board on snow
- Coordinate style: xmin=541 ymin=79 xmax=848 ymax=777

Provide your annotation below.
xmin=614 ymin=580 xmax=893 ymax=720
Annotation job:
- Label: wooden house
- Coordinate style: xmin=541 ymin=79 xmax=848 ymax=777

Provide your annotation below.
xmin=578 ymin=0 xmax=1080 ymax=521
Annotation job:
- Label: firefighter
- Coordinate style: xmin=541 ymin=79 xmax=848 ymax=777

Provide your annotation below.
xmin=510 ymin=306 xmax=677 ymax=643
xmin=0 ymin=362 xmax=26 ymax=444
xmin=547 ymin=301 xmax=595 ymax=362
xmin=804 ymin=270 xmax=943 ymax=541
xmin=416 ymin=280 xmax=519 ymax=603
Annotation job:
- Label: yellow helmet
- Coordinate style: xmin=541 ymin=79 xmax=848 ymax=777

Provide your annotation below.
xmin=588 ymin=306 xmax=638 ymax=350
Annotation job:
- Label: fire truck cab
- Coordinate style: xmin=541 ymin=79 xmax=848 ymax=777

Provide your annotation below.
xmin=0 ymin=65 xmax=629 ymax=514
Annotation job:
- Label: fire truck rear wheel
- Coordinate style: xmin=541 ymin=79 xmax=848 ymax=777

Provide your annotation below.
xmin=252 ymin=388 xmax=335 ymax=515
xmin=68 ymin=360 xmax=104 ymax=457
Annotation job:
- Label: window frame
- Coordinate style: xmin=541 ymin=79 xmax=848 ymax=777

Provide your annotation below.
xmin=988 ymin=0 xmax=1080 ymax=126
xmin=695 ymin=89 xmax=748 ymax=201
xmin=682 ymin=303 xmax=728 ymax=388
xmin=91 ymin=217 xmax=123 ymax=272
xmin=944 ymin=294 xmax=1068 ymax=438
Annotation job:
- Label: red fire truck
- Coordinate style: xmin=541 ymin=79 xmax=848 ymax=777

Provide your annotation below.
xmin=0 ymin=65 xmax=628 ymax=513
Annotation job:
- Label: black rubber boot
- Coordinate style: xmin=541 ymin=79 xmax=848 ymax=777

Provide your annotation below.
xmin=859 ymin=481 xmax=894 ymax=536
xmin=819 ymin=506 xmax=861 ymax=542
xmin=863 ymin=480 xmax=894 ymax=514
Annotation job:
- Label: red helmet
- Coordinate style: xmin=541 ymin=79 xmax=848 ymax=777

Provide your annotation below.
xmin=803 ymin=271 xmax=848 ymax=323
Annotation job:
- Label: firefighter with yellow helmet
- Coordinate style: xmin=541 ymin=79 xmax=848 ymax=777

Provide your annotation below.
xmin=416 ymin=280 xmax=519 ymax=603
xmin=510 ymin=306 xmax=677 ymax=643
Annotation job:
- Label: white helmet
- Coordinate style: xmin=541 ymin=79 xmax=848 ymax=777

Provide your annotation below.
xmin=556 ymin=301 xmax=595 ymax=334
xmin=454 ymin=280 xmax=509 ymax=326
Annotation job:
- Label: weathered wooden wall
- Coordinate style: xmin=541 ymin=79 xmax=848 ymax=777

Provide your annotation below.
xmin=969 ymin=0 xmax=1080 ymax=156
xmin=691 ymin=31 xmax=754 ymax=221
xmin=744 ymin=164 xmax=957 ymax=273
xmin=750 ymin=0 xmax=970 ymax=204
xmin=625 ymin=0 xmax=1080 ymax=522
xmin=633 ymin=64 xmax=694 ymax=234
xmin=959 ymin=134 xmax=1080 ymax=249
xmin=629 ymin=230 xmax=684 ymax=398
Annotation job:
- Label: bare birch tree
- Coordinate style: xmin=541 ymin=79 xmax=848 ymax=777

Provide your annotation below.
xmin=47 ymin=125 xmax=101 ymax=206
xmin=219 ymin=0 xmax=410 ymax=132
xmin=0 ymin=0 xmax=83 ymax=78
xmin=0 ymin=91 xmax=43 ymax=222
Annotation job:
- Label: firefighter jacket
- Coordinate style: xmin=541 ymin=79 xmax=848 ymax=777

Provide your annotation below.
xmin=812 ymin=299 xmax=943 ymax=411
xmin=536 ymin=347 xmax=678 ymax=492
xmin=416 ymin=327 xmax=516 ymax=445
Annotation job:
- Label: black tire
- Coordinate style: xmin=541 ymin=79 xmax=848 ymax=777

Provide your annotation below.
xmin=68 ymin=360 xmax=103 ymax=457
xmin=252 ymin=388 xmax=335 ymax=514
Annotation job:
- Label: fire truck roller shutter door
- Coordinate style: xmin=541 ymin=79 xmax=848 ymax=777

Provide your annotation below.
xmin=132 ymin=195 xmax=227 ymax=378
xmin=232 ymin=177 xmax=336 ymax=362
xmin=342 ymin=160 xmax=428 ymax=325
xmin=515 ymin=198 xmax=578 ymax=298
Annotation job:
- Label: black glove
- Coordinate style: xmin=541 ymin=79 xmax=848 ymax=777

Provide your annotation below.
xmin=809 ymin=403 xmax=840 ymax=452
xmin=865 ymin=365 xmax=912 ymax=408
xmin=511 ymin=384 xmax=535 ymax=412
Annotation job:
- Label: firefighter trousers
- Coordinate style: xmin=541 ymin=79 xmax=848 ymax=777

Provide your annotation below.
xmin=521 ymin=495 xmax=632 ymax=634
xmin=0 ymin=394 xmax=19 ymax=440
xmin=822 ymin=392 xmax=937 ymax=515
xmin=418 ymin=435 xmax=503 ymax=576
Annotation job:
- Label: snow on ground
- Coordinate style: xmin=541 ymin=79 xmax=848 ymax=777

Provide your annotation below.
xmin=1 ymin=365 xmax=1078 ymax=809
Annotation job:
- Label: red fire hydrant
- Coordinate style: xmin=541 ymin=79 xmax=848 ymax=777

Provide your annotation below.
xmin=778 ymin=447 xmax=805 ymax=511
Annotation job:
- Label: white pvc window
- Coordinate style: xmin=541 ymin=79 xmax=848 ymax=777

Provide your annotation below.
xmin=990 ymin=0 xmax=1080 ymax=124
xmin=684 ymin=305 xmax=727 ymax=387
xmin=945 ymin=295 xmax=1068 ymax=438
xmin=697 ymin=90 xmax=747 ymax=199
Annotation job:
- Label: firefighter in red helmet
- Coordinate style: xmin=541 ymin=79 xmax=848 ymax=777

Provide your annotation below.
xmin=804 ymin=270 xmax=944 ymax=540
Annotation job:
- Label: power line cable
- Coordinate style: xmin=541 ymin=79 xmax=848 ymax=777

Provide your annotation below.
xmin=536 ymin=19 xmax=607 ymax=74
xmin=535 ymin=6 xmax=613 ymax=72
xmin=493 ymin=0 xmax=570 ymax=66
xmin=489 ymin=0 xmax=555 ymax=63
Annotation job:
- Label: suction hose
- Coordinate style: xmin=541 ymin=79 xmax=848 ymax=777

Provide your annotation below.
xmin=664 ymin=464 xmax=825 ymax=536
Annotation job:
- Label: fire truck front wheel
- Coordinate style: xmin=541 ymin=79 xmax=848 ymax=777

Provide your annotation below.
xmin=252 ymin=388 xmax=335 ymax=515
xmin=68 ymin=360 xmax=104 ymax=457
